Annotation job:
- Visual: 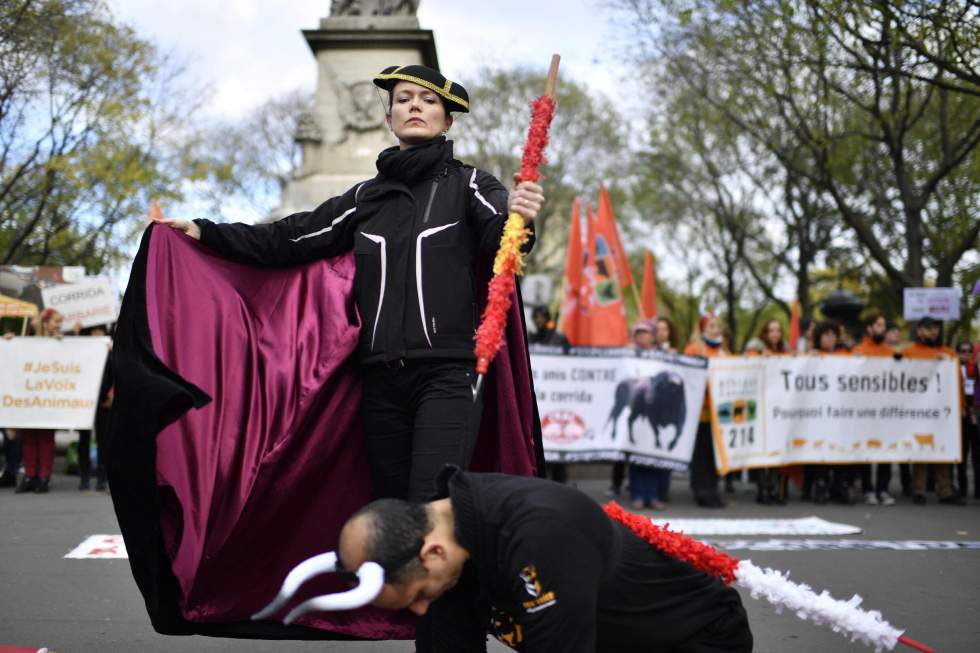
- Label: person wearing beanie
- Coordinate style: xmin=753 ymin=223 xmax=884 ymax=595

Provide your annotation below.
xmin=902 ymin=317 xmax=966 ymax=506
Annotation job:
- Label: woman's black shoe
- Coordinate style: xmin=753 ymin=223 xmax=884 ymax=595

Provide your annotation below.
xmin=34 ymin=477 xmax=50 ymax=493
xmin=15 ymin=476 xmax=38 ymax=494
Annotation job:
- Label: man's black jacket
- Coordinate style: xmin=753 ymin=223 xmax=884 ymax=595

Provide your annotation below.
xmin=195 ymin=138 xmax=531 ymax=365
xmin=427 ymin=468 xmax=749 ymax=652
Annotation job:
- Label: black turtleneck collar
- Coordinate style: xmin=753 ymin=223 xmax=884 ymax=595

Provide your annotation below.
xmin=376 ymin=137 xmax=454 ymax=184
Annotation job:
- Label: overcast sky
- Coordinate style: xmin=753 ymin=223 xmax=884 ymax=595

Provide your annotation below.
xmin=107 ymin=0 xmax=632 ymax=120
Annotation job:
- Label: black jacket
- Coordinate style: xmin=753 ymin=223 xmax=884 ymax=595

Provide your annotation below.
xmin=426 ymin=468 xmax=749 ymax=653
xmin=196 ymin=138 xmax=531 ymax=365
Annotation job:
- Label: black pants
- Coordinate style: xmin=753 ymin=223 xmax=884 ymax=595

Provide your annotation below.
xmin=360 ymin=359 xmax=483 ymax=501
xmin=78 ymin=408 xmax=111 ymax=484
xmin=690 ymin=421 xmax=720 ymax=502
xmin=958 ymin=416 xmax=980 ymax=498
xmin=1 ymin=429 xmax=22 ymax=476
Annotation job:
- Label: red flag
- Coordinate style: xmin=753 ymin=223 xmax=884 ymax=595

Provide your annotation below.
xmin=597 ymin=184 xmax=634 ymax=289
xmin=789 ymin=300 xmax=801 ymax=353
xmin=578 ymin=200 xmax=629 ymax=346
xmin=641 ymin=250 xmax=657 ymax=320
xmin=558 ymin=197 xmax=583 ymax=343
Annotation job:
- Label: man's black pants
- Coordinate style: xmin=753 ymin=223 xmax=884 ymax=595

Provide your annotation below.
xmin=360 ymin=359 xmax=483 ymax=501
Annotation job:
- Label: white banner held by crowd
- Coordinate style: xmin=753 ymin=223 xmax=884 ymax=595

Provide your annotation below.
xmin=708 ymin=355 xmax=960 ymax=472
xmin=41 ymin=277 xmax=118 ymax=330
xmin=0 ymin=337 xmax=110 ymax=429
xmin=532 ymin=347 xmax=708 ymax=470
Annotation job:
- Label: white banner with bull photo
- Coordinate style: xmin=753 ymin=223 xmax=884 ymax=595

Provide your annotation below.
xmin=708 ymin=355 xmax=961 ymax=473
xmin=0 ymin=336 xmax=110 ymax=429
xmin=530 ymin=346 xmax=708 ymax=470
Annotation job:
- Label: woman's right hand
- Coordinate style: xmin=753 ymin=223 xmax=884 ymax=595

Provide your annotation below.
xmin=154 ymin=216 xmax=201 ymax=240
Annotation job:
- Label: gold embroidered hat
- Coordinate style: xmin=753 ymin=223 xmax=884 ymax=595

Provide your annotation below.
xmin=373 ymin=65 xmax=470 ymax=113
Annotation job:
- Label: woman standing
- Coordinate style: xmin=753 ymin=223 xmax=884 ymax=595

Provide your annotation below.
xmin=807 ymin=320 xmax=854 ymax=504
xmin=160 ymin=65 xmax=544 ymax=502
xmin=684 ymin=313 xmax=729 ymax=507
xmin=749 ymin=319 xmax=788 ymax=504
xmin=15 ymin=309 xmax=64 ymax=494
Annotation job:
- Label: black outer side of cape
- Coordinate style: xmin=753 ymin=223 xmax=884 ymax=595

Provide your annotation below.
xmin=108 ymin=228 xmax=358 ymax=639
xmin=107 ymin=227 xmax=544 ymax=639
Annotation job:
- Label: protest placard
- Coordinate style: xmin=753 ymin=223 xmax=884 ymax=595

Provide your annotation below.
xmin=41 ymin=278 xmax=118 ymax=329
xmin=0 ymin=337 xmax=110 ymax=429
xmin=708 ymin=355 xmax=960 ymax=473
xmin=531 ymin=346 xmax=708 ymax=470
xmin=903 ymin=287 xmax=961 ymax=320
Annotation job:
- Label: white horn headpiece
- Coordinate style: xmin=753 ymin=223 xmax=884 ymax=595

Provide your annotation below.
xmin=250 ymin=550 xmax=385 ymax=624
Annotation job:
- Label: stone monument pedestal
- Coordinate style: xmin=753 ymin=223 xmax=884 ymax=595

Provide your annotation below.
xmin=270 ymin=7 xmax=439 ymax=220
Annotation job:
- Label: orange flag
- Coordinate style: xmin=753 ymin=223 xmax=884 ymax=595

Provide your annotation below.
xmin=640 ymin=249 xmax=657 ymax=320
xmin=789 ymin=300 xmax=801 ymax=353
xmin=558 ymin=197 xmax=583 ymax=343
xmin=597 ymin=184 xmax=634 ymax=289
xmin=579 ymin=200 xmax=629 ymax=346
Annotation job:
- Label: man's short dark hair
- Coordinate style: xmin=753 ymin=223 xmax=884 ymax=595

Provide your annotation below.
xmin=350 ymin=498 xmax=433 ymax=584
xmin=532 ymin=306 xmax=551 ymax=320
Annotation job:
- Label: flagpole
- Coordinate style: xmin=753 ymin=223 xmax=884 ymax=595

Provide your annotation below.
xmin=472 ymin=54 xmax=561 ymax=400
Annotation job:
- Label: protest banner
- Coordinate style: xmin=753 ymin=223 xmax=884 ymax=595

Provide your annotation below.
xmin=708 ymin=355 xmax=961 ymax=473
xmin=903 ymin=287 xmax=961 ymax=320
xmin=0 ymin=337 xmax=110 ymax=429
xmin=41 ymin=278 xmax=118 ymax=329
xmin=531 ymin=346 xmax=708 ymax=470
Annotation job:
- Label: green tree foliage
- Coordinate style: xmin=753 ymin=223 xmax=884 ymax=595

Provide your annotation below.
xmin=190 ymin=89 xmax=311 ymax=222
xmin=453 ymin=66 xmax=631 ymax=274
xmin=0 ymin=0 xmax=209 ymax=271
xmin=611 ymin=0 xmax=980 ymax=331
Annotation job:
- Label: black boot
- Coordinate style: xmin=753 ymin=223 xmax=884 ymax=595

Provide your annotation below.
xmin=0 ymin=469 xmax=16 ymax=488
xmin=78 ymin=475 xmax=91 ymax=491
xmin=34 ymin=477 xmax=50 ymax=493
xmin=15 ymin=476 xmax=38 ymax=494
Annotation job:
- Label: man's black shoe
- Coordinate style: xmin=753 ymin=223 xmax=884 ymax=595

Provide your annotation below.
xmin=34 ymin=477 xmax=50 ymax=493
xmin=0 ymin=470 xmax=16 ymax=488
xmin=938 ymin=495 xmax=967 ymax=506
xmin=912 ymin=494 xmax=927 ymax=505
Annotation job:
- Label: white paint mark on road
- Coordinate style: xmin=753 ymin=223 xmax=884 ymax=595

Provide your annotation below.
xmin=650 ymin=516 xmax=861 ymax=536
xmin=707 ymin=539 xmax=980 ymax=551
xmin=65 ymin=534 xmax=127 ymax=559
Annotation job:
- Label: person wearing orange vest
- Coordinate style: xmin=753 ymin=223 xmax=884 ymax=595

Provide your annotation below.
xmin=684 ymin=313 xmax=729 ymax=508
xmin=901 ymin=317 xmax=966 ymax=505
xmin=851 ymin=313 xmax=898 ymax=506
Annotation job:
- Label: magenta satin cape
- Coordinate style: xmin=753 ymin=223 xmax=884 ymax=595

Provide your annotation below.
xmin=108 ymin=225 xmax=543 ymax=640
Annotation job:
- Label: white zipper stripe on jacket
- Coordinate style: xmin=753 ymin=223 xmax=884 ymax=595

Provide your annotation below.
xmin=469 ymin=169 xmax=498 ymax=215
xmin=415 ymin=222 xmax=459 ymax=347
xmin=359 ymin=232 xmax=386 ymax=351
xmin=289 ymin=206 xmax=356 ymax=243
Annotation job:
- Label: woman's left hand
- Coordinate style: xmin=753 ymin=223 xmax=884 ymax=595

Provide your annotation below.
xmin=508 ymin=178 xmax=545 ymax=224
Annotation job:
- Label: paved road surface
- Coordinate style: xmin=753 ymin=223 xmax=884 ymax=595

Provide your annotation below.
xmin=2 ymin=468 xmax=978 ymax=652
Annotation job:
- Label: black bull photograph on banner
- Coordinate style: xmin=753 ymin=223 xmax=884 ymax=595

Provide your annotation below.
xmin=530 ymin=346 xmax=709 ymax=470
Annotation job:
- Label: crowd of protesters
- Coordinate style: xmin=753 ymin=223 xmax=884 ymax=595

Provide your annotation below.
xmin=533 ymin=306 xmax=980 ymax=510
xmin=0 ymin=310 xmax=113 ymax=495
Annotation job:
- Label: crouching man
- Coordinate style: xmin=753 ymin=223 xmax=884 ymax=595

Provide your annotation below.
xmin=334 ymin=466 xmax=752 ymax=652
